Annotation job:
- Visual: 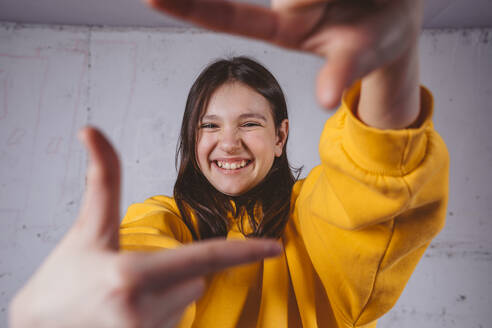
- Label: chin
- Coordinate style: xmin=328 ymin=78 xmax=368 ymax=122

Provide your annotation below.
xmin=218 ymin=189 xmax=246 ymax=197
xmin=215 ymin=184 xmax=251 ymax=197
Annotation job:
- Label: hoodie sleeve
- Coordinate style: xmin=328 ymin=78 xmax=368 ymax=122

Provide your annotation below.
xmin=294 ymin=81 xmax=449 ymax=327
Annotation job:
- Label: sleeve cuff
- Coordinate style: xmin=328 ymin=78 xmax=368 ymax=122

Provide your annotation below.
xmin=340 ymin=81 xmax=434 ymax=176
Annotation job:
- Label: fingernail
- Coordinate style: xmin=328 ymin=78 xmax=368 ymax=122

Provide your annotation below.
xmin=77 ymin=129 xmax=85 ymax=142
xmin=77 ymin=127 xmax=91 ymax=143
xmin=321 ymin=92 xmax=334 ymax=108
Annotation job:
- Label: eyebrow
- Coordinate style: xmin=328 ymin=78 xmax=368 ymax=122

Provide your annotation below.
xmin=201 ymin=113 xmax=268 ymax=122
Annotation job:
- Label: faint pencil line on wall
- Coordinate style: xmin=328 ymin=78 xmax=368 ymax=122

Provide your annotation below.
xmin=0 ymin=72 xmax=7 ymax=121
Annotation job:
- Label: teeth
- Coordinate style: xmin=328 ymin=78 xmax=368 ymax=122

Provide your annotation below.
xmin=216 ymin=160 xmax=249 ymax=170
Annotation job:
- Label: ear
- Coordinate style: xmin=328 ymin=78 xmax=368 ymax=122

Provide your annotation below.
xmin=274 ymin=119 xmax=289 ymax=157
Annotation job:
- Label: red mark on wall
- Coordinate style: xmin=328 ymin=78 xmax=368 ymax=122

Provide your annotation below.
xmin=7 ymin=128 xmax=26 ymax=146
xmin=46 ymin=137 xmax=63 ymax=155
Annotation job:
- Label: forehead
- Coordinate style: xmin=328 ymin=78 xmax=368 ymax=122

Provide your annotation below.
xmin=202 ymin=82 xmax=273 ymax=121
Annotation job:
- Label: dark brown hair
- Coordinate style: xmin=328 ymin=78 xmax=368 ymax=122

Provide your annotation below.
xmin=173 ymin=57 xmax=299 ymax=240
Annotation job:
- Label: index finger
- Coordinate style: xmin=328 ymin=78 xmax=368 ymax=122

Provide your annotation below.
xmin=148 ymin=0 xmax=281 ymax=43
xmin=130 ymin=238 xmax=282 ymax=289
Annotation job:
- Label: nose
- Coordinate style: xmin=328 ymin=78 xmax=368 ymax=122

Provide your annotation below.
xmin=219 ymin=128 xmax=241 ymax=153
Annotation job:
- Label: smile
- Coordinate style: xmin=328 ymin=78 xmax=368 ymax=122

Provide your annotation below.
xmin=213 ymin=159 xmax=252 ymax=170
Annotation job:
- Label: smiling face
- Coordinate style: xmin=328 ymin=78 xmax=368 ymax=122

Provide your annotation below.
xmin=196 ymin=82 xmax=288 ymax=196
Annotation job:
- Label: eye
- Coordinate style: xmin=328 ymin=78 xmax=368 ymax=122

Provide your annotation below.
xmin=200 ymin=123 xmax=218 ymax=129
xmin=241 ymin=122 xmax=261 ymax=128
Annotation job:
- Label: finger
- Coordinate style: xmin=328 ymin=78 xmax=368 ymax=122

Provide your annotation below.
xmin=139 ymin=278 xmax=204 ymax=328
xmin=148 ymin=0 xmax=281 ymax=43
xmin=272 ymin=0 xmax=335 ymax=11
xmin=316 ymin=50 xmax=358 ymax=109
xmin=131 ymin=239 xmax=282 ymax=289
xmin=76 ymin=127 xmax=121 ymax=250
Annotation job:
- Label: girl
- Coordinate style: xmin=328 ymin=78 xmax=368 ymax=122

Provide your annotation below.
xmin=119 ymin=57 xmax=448 ymax=327
xmin=120 ymin=0 xmax=449 ymax=327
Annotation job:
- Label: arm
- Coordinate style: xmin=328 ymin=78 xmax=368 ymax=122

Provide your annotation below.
xmin=355 ymin=0 xmax=423 ymax=129
xmin=295 ymin=87 xmax=449 ymax=326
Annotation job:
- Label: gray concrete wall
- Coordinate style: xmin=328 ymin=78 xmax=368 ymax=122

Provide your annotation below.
xmin=0 ymin=23 xmax=490 ymax=327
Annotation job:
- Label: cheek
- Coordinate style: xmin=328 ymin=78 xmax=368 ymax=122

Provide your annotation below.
xmin=196 ymin=135 xmax=215 ymax=166
xmin=247 ymin=132 xmax=276 ymax=160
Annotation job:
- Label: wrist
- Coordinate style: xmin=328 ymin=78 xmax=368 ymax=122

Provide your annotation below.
xmin=357 ymin=41 xmax=420 ymax=129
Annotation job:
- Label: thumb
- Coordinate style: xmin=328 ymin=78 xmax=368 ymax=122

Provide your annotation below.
xmin=75 ymin=127 xmax=121 ymax=250
xmin=316 ymin=51 xmax=358 ymax=110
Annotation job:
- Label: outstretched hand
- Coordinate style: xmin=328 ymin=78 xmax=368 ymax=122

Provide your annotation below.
xmin=9 ymin=127 xmax=282 ymax=328
xmin=147 ymin=0 xmax=422 ymax=108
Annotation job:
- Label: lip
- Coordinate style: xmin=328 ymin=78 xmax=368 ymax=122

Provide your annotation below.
xmin=212 ymin=157 xmax=252 ymax=162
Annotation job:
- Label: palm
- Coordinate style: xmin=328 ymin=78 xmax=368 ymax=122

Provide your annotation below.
xmin=149 ymin=0 xmax=421 ymax=107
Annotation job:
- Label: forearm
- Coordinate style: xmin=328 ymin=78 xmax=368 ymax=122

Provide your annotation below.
xmin=357 ymin=42 xmax=420 ymax=130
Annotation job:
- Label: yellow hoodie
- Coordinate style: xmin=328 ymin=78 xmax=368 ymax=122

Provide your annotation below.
xmin=120 ymin=83 xmax=449 ymax=328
